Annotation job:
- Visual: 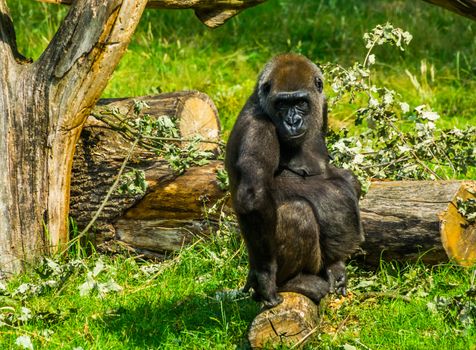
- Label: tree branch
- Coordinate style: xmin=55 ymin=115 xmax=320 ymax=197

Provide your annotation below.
xmin=34 ymin=0 xmax=268 ymax=27
xmin=422 ymin=0 xmax=476 ymax=21
xmin=35 ymin=0 xmax=476 ymax=23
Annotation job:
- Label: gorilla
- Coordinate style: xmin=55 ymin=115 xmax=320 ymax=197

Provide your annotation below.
xmin=225 ymin=53 xmax=364 ymax=308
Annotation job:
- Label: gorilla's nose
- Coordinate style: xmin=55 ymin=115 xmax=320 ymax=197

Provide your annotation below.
xmin=285 ymin=114 xmax=303 ymax=132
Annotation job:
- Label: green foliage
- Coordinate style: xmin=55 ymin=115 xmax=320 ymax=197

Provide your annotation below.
xmin=324 ymin=23 xmax=476 ymax=186
xmin=215 ymin=168 xmax=230 ymax=191
xmin=116 ymin=168 xmax=147 ymax=197
xmin=159 ymin=137 xmax=215 ymax=174
xmin=456 ymin=197 xmax=476 ymax=223
xmin=94 ymin=100 xmax=216 ymax=176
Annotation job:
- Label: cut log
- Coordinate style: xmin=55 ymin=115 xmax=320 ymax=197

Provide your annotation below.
xmin=94 ymin=91 xmax=220 ymax=151
xmin=35 ymin=0 xmax=269 ymax=28
xmin=114 ymin=161 xmax=228 ymax=255
xmin=359 ymin=180 xmax=476 ymax=266
xmin=70 ymin=91 xmax=223 ymax=255
xmin=247 ymin=292 xmax=320 ymax=349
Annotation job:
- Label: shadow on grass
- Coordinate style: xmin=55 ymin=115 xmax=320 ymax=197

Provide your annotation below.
xmin=102 ymin=292 xmax=260 ymax=348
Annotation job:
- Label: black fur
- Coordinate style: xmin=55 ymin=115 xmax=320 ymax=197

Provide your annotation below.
xmin=225 ymin=53 xmax=364 ymax=308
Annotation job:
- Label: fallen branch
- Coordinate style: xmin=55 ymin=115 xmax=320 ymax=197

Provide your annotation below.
xmin=35 ymin=0 xmax=269 ymax=27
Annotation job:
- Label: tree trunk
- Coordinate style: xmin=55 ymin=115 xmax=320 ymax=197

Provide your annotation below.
xmin=359 ymin=180 xmax=476 ymax=266
xmin=0 ymin=0 xmax=148 ymax=276
xmin=35 ymin=0 xmax=269 ymax=28
xmin=247 ymin=292 xmax=320 ymax=349
xmin=69 ymin=91 xmax=222 ymax=257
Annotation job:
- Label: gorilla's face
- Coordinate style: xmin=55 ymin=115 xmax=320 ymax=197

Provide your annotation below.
xmin=258 ymin=54 xmax=325 ymax=145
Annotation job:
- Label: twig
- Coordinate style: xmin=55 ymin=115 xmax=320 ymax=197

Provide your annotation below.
xmin=358 ymin=291 xmax=411 ymax=303
xmin=387 ymin=121 xmax=443 ymax=180
xmin=431 ymin=139 xmax=456 ymax=177
xmin=290 ymin=325 xmax=320 ymax=349
xmin=359 ymin=156 xmax=411 ymax=170
xmin=355 ymin=338 xmax=373 ymax=350
xmin=92 ymin=112 xmax=221 ymax=145
xmin=332 ymin=312 xmax=352 ymax=342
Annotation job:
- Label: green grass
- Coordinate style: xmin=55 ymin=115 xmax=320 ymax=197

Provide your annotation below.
xmin=1 ymin=231 xmax=475 ymax=349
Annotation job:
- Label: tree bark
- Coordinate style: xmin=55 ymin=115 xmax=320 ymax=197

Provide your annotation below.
xmin=37 ymin=0 xmax=476 ymax=22
xmin=247 ymin=292 xmax=320 ymax=349
xmin=359 ymin=180 xmax=476 ymax=266
xmin=0 ymin=0 xmax=148 ymax=276
xmin=35 ymin=0 xmax=269 ymax=28
xmin=423 ymin=0 xmax=476 ymax=21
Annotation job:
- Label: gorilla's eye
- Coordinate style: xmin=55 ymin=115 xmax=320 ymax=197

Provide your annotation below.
xmin=275 ymin=100 xmax=288 ymax=111
xmin=297 ymin=101 xmax=309 ymax=110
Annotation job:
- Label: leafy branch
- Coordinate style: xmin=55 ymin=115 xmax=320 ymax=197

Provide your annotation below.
xmin=323 ymin=23 xmax=475 ymax=188
xmin=92 ymin=101 xmax=221 ymax=174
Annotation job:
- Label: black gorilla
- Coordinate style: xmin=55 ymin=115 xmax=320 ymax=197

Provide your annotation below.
xmin=225 ymin=53 xmax=364 ymax=308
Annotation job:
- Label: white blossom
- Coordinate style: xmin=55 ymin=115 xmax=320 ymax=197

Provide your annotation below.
xmin=15 ymin=335 xmax=34 ymax=350
xmin=369 ymin=97 xmax=379 ymax=108
xmin=368 ymin=54 xmax=376 ymax=65
xmin=353 ymin=154 xmax=365 ymax=164
xmin=383 ymin=92 xmax=394 ymax=105
xmin=399 ymin=102 xmax=410 ymax=114
xmin=421 ymin=111 xmax=440 ymax=121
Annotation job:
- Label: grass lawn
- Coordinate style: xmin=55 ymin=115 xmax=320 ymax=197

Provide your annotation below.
xmin=0 ymin=233 xmax=475 ymax=349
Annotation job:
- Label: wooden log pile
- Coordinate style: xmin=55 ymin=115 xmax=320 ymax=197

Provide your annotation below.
xmin=70 ymin=91 xmax=224 ymax=258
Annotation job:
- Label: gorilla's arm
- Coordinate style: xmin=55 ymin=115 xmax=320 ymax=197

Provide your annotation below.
xmin=225 ymin=99 xmax=283 ymax=307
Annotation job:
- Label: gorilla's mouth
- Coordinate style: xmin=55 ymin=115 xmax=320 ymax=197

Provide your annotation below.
xmin=286 ymin=131 xmax=306 ymax=140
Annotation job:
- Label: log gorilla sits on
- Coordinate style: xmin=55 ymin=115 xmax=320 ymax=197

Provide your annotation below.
xmin=225 ymin=53 xmax=364 ymax=308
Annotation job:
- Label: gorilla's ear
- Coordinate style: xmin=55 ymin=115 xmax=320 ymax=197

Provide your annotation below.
xmin=261 ymin=81 xmax=271 ymax=96
xmin=322 ymin=98 xmax=328 ymax=135
xmin=315 ymin=76 xmax=323 ymax=93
